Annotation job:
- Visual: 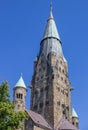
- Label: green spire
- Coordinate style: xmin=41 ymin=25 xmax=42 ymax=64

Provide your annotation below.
xmin=42 ymin=5 xmax=60 ymax=41
xmin=72 ymin=108 xmax=78 ymax=118
xmin=14 ymin=76 xmax=26 ymax=89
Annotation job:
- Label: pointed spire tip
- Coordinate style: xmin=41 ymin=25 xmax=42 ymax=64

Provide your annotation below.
xmin=49 ymin=3 xmax=53 ymax=19
xmin=50 ymin=2 xmax=52 ymax=12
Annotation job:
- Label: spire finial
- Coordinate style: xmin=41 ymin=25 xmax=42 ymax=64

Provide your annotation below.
xmin=49 ymin=1 xmax=53 ymax=19
xmin=50 ymin=0 xmax=52 ymax=11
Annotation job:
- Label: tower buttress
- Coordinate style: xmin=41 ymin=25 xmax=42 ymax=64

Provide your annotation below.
xmin=13 ymin=76 xmax=26 ymax=111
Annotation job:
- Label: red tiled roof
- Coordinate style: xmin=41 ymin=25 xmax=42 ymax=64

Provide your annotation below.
xmin=26 ymin=109 xmax=52 ymax=130
xmin=54 ymin=118 xmax=79 ymax=130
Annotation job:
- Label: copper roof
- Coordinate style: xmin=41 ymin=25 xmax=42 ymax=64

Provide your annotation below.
xmin=54 ymin=118 xmax=79 ymax=130
xmin=26 ymin=109 xmax=52 ymax=130
xmin=14 ymin=76 xmax=26 ymax=89
xmin=72 ymin=108 xmax=78 ymax=118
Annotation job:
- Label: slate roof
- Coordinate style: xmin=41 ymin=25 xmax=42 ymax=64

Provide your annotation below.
xmin=54 ymin=118 xmax=79 ymax=130
xmin=26 ymin=109 xmax=52 ymax=130
xmin=26 ymin=110 xmax=79 ymax=130
xmin=40 ymin=5 xmax=67 ymax=64
xmin=42 ymin=5 xmax=60 ymax=41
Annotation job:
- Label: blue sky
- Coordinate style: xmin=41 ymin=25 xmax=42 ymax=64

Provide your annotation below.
xmin=0 ymin=0 xmax=88 ymax=130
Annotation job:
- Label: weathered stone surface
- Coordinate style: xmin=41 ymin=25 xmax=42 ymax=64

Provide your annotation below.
xmin=30 ymin=49 xmax=73 ymax=128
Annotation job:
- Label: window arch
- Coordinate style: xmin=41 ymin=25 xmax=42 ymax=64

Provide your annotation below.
xmin=16 ymin=93 xmax=23 ymax=99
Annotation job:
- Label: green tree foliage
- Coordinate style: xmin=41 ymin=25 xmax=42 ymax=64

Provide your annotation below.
xmin=0 ymin=82 xmax=28 ymax=130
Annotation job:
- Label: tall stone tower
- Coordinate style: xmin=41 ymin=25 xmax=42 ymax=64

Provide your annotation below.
xmin=30 ymin=6 xmax=79 ymax=128
xmin=13 ymin=76 xmax=26 ymax=111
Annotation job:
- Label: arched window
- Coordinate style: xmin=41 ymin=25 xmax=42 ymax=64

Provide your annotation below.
xmin=19 ymin=94 xmax=20 ymax=98
xmin=16 ymin=93 xmax=23 ymax=99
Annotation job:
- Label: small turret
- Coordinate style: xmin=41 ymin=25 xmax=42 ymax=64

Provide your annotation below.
xmin=13 ymin=76 xmax=26 ymax=111
xmin=72 ymin=108 xmax=79 ymax=128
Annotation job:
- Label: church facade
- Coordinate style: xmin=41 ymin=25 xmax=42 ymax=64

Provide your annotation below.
xmin=13 ymin=6 xmax=79 ymax=130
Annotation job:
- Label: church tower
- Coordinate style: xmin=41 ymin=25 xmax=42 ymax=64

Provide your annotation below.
xmin=30 ymin=6 xmax=79 ymax=128
xmin=13 ymin=76 xmax=26 ymax=111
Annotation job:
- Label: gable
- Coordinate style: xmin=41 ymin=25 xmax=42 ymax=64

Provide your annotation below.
xmin=25 ymin=109 xmax=52 ymax=130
